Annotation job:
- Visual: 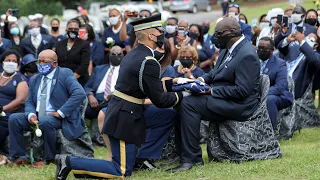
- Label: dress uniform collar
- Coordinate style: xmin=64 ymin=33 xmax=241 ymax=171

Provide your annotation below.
xmin=143 ymin=44 xmax=155 ymax=57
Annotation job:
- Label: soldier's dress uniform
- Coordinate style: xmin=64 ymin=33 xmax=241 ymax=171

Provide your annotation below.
xmin=59 ymin=14 xmax=183 ymax=179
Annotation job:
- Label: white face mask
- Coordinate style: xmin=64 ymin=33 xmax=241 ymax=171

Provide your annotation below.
xmin=3 ymin=62 xmax=18 ymax=74
xmin=235 ymin=15 xmax=240 ymax=22
xmin=82 ymin=33 xmax=88 ymax=40
xmin=305 ymin=36 xmax=316 ymax=48
xmin=109 ymin=16 xmax=120 ymax=26
xmin=260 ymin=22 xmax=270 ymax=30
xmin=240 ymin=19 xmax=246 ymax=24
xmin=291 ymin=13 xmax=302 ymax=24
xmin=29 ymin=27 xmax=40 ymax=37
xmin=165 ymin=25 xmax=177 ymax=34
xmin=270 ymin=19 xmax=277 ymax=27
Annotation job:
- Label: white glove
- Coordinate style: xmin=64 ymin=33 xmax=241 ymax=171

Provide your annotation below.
xmin=0 ymin=111 xmax=6 ymax=117
xmin=182 ymin=91 xmax=191 ymax=97
xmin=177 ymin=78 xmax=194 ymax=85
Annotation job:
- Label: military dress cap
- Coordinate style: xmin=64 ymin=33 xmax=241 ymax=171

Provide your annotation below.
xmin=131 ymin=13 xmax=163 ymax=32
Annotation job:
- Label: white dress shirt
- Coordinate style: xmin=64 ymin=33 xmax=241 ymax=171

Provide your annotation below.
xmin=96 ymin=65 xmax=120 ymax=94
xmin=31 ymin=34 xmax=42 ymax=48
xmin=28 ymin=68 xmax=65 ymax=120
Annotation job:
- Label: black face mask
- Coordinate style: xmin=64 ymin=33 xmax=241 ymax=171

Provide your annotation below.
xmin=188 ymin=31 xmax=199 ymax=39
xmin=214 ymin=35 xmax=234 ymax=49
xmin=202 ymin=26 xmax=210 ymax=34
xmin=257 ymin=49 xmax=272 ymax=61
xmin=154 ymin=51 xmax=165 ymax=61
xmin=67 ymin=31 xmax=78 ymax=39
xmin=24 ymin=62 xmax=38 ymax=73
xmin=305 ymin=18 xmax=317 ymax=26
xmin=52 ymin=26 xmax=59 ymax=32
xmin=153 ymin=34 xmax=165 ymax=48
xmin=109 ymin=55 xmax=123 ymax=66
xmin=180 ymin=59 xmax=194 ymax=68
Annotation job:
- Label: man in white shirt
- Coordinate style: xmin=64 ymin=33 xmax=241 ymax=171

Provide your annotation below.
xmin=84 ymin=46 xmax=123 ymax=145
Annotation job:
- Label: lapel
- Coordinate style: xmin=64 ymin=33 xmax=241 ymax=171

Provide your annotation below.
xmin=27 ymin=37 xmax=36 ymax=51
xmin=96 ymin=65 xmax=109 ymax=88
xmin=214 ymin=49 xmax=228 ymax=69
xmin=50 ymin=67 xmax=59 ymax=96
xmin=67 ymin=38 xmax=79 ymax=54
xmin=264 ymin=55 xmax=275 ymax=75
xmin=212 ymin=39 xmax=247 ymax=77
xmin=34 ymin=74 xmax=42 ymax=103
xmin=292 ymin=54 xmax=306 ymax=74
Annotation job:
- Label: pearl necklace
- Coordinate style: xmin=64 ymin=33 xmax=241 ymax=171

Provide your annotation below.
xmin=1 ymin=72 xmax=16 ymax=79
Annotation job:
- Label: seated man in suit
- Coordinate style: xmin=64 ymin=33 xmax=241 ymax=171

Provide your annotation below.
xmin=84 ymin=45 xmax=123 ymax=146
xmin=210 ymin=4 xmax=252 ymax=45
xmin=20 ymin=20 xmax=55 ymax=57
xmin=274 ymin=5 xmax=317 ymax=47
xmin=278 ymin=32 xmax=320 ymax=100
xmin=169 ymin=17 xmax=260 ymax=172
xmin=8 ymin=50 xmax=86 ymax=167
xmin=257 ymin=37 xmax=293 ymax=129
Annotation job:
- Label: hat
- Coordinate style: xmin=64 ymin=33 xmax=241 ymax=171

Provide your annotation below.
xmin=34 ymin=13 xmax=44 ymax=19
xmin=266 ymin=8 xmax=284 ymax=21
xmin=21 ymin=54 xmax=36 ymax=68
xmin=28 ymin=15 xmax=37 ymax=20
xmin=1 ymin=14 xmax=6 ymax=20
xmin=131 ymin=13 xmax=163 ymax=32
xmin=8 ymin=16 xmax=17 ymax=22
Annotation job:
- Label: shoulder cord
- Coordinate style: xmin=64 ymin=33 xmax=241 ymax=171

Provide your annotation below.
xmin=139 ymin=56 xmax=161 ymax=94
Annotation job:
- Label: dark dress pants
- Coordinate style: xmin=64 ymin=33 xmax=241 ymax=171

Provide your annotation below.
xmin=177 ymin=95 xmax=226 ymax=164
xmin=267 ymin=94 xmax=292 ymax=130
xmin=0 ymin=116 xmax=9 ymax=147
xmin=9 ymin=113 xmax=62 ymax=161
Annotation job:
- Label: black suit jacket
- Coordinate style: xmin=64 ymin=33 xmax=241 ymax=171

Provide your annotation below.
xmin=202 ymin=39 xmax=260 ymax=121
xmin=56 ymin=38 xmax=90 ymax=85
xmin=20 ymin=34 xmax=55 ymax=57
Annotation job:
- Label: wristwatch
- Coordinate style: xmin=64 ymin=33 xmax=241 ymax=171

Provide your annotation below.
xmin=175 ymin=45 xmax=181 ymax=49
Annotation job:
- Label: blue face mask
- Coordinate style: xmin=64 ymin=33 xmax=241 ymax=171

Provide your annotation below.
xmin=37 ymin=61 xmax=54 ymax=76
xmin=10 ymin=27 xmax=20 ymax=35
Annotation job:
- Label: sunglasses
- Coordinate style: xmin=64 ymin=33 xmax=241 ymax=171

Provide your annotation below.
xmin=67 ymin=28 xmax=79 ymax=31
xmin=229 ymin=4 xmax=239 ymax=8
xmin=110 ymin=52 xmax=122 ymax=56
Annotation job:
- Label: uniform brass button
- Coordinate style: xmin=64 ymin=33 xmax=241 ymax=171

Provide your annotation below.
xmin=131 ymin=111 xmax=133 ymax=114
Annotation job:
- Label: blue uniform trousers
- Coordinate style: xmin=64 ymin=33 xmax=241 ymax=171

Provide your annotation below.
xmin=70 ymin=136 xmax=136 ymax=179
xmin=136 ymin=105 xmax=177 ymax=159
xmin=8 ymin=113 xmax=61 ymax=160
xmin=267 ymin=95 xmax=292 ymax=129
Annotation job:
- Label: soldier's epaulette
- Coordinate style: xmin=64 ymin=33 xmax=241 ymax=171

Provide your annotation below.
xmin=145 ymin=56 xmax=157 ymax=61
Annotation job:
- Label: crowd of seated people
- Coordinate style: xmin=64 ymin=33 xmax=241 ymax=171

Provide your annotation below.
xmin=0 ymin=3 xmax=319 ymax=179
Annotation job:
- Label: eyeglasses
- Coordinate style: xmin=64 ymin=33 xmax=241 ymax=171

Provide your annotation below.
xmin=110 ymin=52 xmax=122 ymax=56
xmin=257 ymin=47 xmax=272 ymax=51
xmin=214 ymin=29 xmax=232 ymax=37
xmin=228 ymin=4 xmax=240 ymax=8
xmin=67 ymin=28 xmax=79 ymax=31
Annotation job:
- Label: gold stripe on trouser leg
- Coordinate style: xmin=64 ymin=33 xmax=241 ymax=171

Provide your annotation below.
xmin=120 ymin=140 xmax=126 ymax=178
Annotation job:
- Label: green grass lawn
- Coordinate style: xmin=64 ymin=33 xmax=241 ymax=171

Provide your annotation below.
xmin=1 ymin=128 xmax=320 ymax=179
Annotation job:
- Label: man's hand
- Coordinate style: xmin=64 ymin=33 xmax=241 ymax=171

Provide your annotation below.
xmin=295 ymin=31 xmax=305 ymax=44
xmin=199 ymin=88 xmax=212 ymax=95
xmin=29 ymin=115 xmax=38 ymax=125
xmin=287 ymin=33 xmax=296 ymax=43
xmin=74 ymin=73 xmax=80 ymax=79
xmin=49 ymin=112 xmax=62 ymax=119
xmin=88 ymin=94 xmax=99 ymax=109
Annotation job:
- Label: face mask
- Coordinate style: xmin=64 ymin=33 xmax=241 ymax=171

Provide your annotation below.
xmin=52 ymin=26 xmax=59 ymax=32
xmin=10 ymin=27 xmax=19 ymax=35
xmin=109 ymin=16 xmax=120 ymax=26
xmin=3 ymin=62 xmax=18 ymax=74
xmin=305 ymin=18 xmax=317 ymax=26
xmin=82 ymin=33 xmax=88 ymax=40
xmin=154 ymin=51 xmax=165 ymax=61
xmin=305 ymin=36 xmax=316 ymax=48
xmin=67 ymin=31 xmax=78 ymax=39
xmin=257 ymin=49 xmax=272 ymax=61
xmin=188 ymin=32 xmax=199 ymax=39
xmin=270 ymin=19 xmax=277 ymax=27
xmin=109 ymin=54 xmax=123 ymax=66
xmin=291 ymin=13 xmax=302 ymax=24
xmin=29 ymin=27 xmax=40 ymax=37
xmin=152 ymin=34 xmax=165 ymax=48
xmin=214 ymin=34 xmax=234 ymax=49
xmin=202 ymin=26 xmax=210 ymax=34
xmin=240 ymin=19 xmax=246 ymax=24
xmin=260 ymin=22 xmax=270 ymax=30
xmin=235 ymin=15 xmax=240 ymax=22
xmin=180 ymin=59 xmax=194 ymax=68
xmin=165 ymin=25 xmax=177 ymax=34
xmin=37 ymin=61 xmax=54 ymax=76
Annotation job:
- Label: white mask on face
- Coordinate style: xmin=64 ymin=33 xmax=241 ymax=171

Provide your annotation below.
xmin=291 ymin=13 xmax=302 ymax=24
xmin=29 ymin=27 xmax=40 ymax=37
xmin=306 ymin=36 xmax=316 ymax=48
xmin=3 ymin=62 xmax=18 ymax=74
xmin=260 ymin=22 xmax=270 ymax=30
xmin=240 ymin=19 xmax=246 ymax=24
xmin=82 ymin=33 xmax=88 ymax=40
xmin=165 ymin=25 xmax=177 ymax=34
xmin=235 ymin=15 xmax=240 ymax=22
xmin=270 ymin=19 xmax=277 ymax=27
xmin=109 ymin=16 xmax=120 ymax=26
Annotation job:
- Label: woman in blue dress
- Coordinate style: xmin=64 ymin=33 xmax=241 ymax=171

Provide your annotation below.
xmin=189 ymin=24 xmax=214 ymax=73
xmin=50 ymin=18 xmax=65 ymax=43
xmin=0 ymin=50 xmax=28 ymax=155
xmin=174 ymin=45 xmax=205 ymax=79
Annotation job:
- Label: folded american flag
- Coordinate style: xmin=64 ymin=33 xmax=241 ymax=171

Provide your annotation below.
xmin=172 ymin=80 xmax=211 ymax=94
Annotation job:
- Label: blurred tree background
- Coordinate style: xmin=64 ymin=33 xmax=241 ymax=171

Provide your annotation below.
xmin=0 ymin=0 xmax=120 ymax=16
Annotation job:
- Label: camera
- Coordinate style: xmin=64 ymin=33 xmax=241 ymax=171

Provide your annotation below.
xmin=9 ymin=9 xmax=19 ymax=15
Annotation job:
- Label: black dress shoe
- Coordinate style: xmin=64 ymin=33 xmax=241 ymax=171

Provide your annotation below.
xmin=160 ymin=156 xmax=180 ymax=167
xmin=166 ymin=161 xmax=204 ymax=173
xmin=134 ymin=159 xmax=158 ymax=171
xmin=55 ymin=155 xmax=71 ymax=180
